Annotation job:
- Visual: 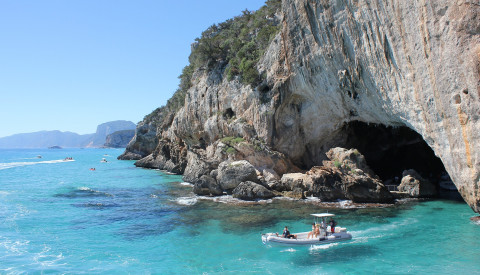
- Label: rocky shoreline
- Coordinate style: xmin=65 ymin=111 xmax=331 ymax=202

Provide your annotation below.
xmin=137 ymin=144 xmax=441 ymax=205
xmin=119 ymin=0 xmax=479 ymax=213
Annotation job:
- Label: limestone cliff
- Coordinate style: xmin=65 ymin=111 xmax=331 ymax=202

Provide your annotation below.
xmin=121 ymin=0 xmax=480 ymax=212
xmin=104 ymin=130 xmax=135 ymax=148
xmin=86 ymin=120 xmax=136 ymax=148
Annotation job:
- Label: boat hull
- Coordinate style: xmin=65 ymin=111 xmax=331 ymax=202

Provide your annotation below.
xmin=262 ymin=231 xmax=352 ymax=246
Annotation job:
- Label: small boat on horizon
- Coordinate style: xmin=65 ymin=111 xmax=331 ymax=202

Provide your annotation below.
xmin=261 ymin=213 xmax=352 ymax=246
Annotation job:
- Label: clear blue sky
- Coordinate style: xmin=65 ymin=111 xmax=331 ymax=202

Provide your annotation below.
xmin=0 ymin=0 xmax=266 ymax=138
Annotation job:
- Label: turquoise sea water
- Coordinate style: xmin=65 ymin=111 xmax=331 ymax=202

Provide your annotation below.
xmin=0 ymin=148 xmax=479 ymax=274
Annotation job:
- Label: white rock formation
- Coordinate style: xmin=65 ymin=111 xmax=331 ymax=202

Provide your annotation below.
xmin=122 ymin=0 xmax=480 ymax=212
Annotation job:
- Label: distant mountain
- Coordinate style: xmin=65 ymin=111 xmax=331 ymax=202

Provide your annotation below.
xmin=0 ymin=120 xmax=136 ymax=148
xmin=0 ymin=131 xmax=94 ymax=148
xmin=104 ymin=130 xmax=135 ymax=148
xmin=85 ymin=120 xmax=136 ymax=148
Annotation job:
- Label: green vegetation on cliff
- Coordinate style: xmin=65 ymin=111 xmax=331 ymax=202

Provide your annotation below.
xmin=143 ymin=0 xmax=281 ymax=125
xmin=189 ymin=0 xmax=281 ymax=85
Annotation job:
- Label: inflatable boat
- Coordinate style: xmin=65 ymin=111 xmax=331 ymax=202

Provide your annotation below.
xmin=261 ymin=213 xmax=352 ymax=246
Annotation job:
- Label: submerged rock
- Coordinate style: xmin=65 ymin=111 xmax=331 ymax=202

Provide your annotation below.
xmin=398 ymin=169 xmax=437 ymax=198
xmin=232 ymin=181 xmax=274 ymax=201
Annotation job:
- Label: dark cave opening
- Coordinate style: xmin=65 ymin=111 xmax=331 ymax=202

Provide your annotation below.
xmin=340 ymin=121 xmax=460 ymax=198
xmin=223 ymin=108 xmax=235 ymax=120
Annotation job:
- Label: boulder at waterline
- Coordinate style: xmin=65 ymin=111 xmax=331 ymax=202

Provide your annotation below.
xmin=232 ymin=181 xmax=274 ymax=201
xmin=274 ymin=148 xmax=395 ymax=203
xmin=217 ymin=160 xmax=260 ymax=191
xmin=193 ymin=175 xmax=223 ymax=196
xmin=398 ymin=169 xmax=437 ymax=198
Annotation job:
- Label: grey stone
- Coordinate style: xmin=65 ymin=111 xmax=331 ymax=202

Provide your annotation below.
xmin=210 ymin=169 xmax=218 ymax=179
xmin=193 ymin=175 xmax=223 ymax=196
xmin=232 ymin=181 xmax=274 ymax=201
xmin=217 ymin=160 xmax=260 ymax=191
xmin=398 ymin=169 xmax=437 ymax=197
xmin=104 ymin=130 xmax=135 ymax=148
xmin=182 ymin=151 xmax=211 ymax=183
xmin=275 ymin=149 xmax=395 ymax=203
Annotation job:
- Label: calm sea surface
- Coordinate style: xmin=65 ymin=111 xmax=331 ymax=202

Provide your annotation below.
xmin=0 ymin=148 xmax=479 ymax=274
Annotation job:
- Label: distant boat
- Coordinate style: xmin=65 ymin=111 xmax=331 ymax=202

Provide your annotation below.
xmin=48 ymin=146 xmax=63 ymax=149
xmin=36 ymin=155 xmax=42 ymax=158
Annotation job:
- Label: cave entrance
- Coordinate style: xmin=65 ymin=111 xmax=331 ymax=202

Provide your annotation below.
xmin=340 ymin=121 xmax=460 ymax=198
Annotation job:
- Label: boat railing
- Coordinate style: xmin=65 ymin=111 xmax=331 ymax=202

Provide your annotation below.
xmin=385 ymin=185 xmax=399 ymax=192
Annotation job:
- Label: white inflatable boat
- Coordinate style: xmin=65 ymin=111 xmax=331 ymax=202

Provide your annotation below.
xmin=261 ymin=213 xmax=352 ymax=246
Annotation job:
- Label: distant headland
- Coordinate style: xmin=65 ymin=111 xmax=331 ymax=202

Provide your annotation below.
xmin=0 ymin=120 xmax=136 ymax=149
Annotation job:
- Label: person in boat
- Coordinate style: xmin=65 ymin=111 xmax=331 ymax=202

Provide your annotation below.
xmin=329 ymin=219 xmax=337 ymax=233
xmin=282 ymin=226 xmax=296 ymax=239
xmin=307 ymin=223 xmax=316 ymax=239
xmin=314 ymin=224 xmax=321 ymax=237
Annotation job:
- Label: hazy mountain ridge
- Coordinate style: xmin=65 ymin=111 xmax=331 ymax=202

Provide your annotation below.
xmin=0 ymin=120 xmax=136 ymax=148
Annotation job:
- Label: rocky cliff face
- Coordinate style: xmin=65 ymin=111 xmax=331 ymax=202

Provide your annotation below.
xmin=104 ymin=130 xmax=135 ymax=148
xmin=122 ymin=0 xmax=480 ymax=212
xmin=86 ymin=120 xmax=136 ymax=148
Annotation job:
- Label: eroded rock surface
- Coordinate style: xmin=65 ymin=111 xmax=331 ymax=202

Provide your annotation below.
xmin=121 ymin=0 xmax=480 ymax=211
xmin=279 ymin=148 xmax=394 ymax=203
xmin=217 ymin=160 xmax=260 ymax=191
xmin=193 ymin=175 xmax=223 ymax=196
xmin=398 ymin=169 xmax=437 ymax=198
xmin=232 ymin=181 xmax=275 ymax=201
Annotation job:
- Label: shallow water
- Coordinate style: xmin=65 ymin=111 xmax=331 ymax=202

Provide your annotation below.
xmin=0 ymin=148 xmax=479 ymax=274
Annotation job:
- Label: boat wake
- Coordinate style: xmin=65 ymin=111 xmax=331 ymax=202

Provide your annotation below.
xmin=280 ymin=248 xmax=297 ymax=253
xmin=349 ymin=218 xmax=417 ymax=243
xmin=0 ymin=159 xmax=75 ymax=170
xmin=309 ymin=243 xmax=339 ymax=251
xmin=18 ymin=157 xmax=40 ymax=160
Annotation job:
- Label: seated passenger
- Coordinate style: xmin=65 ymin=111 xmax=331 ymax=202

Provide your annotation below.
xmin=329 ymin=219 xmax=337 ymax=233
xmin=282 ymin=226 xmax=296 ymax=239
xmin=307 ymin=223 xmax=316 ymax=239
xmin=314 ymin=224 xmax=320 ymax=238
